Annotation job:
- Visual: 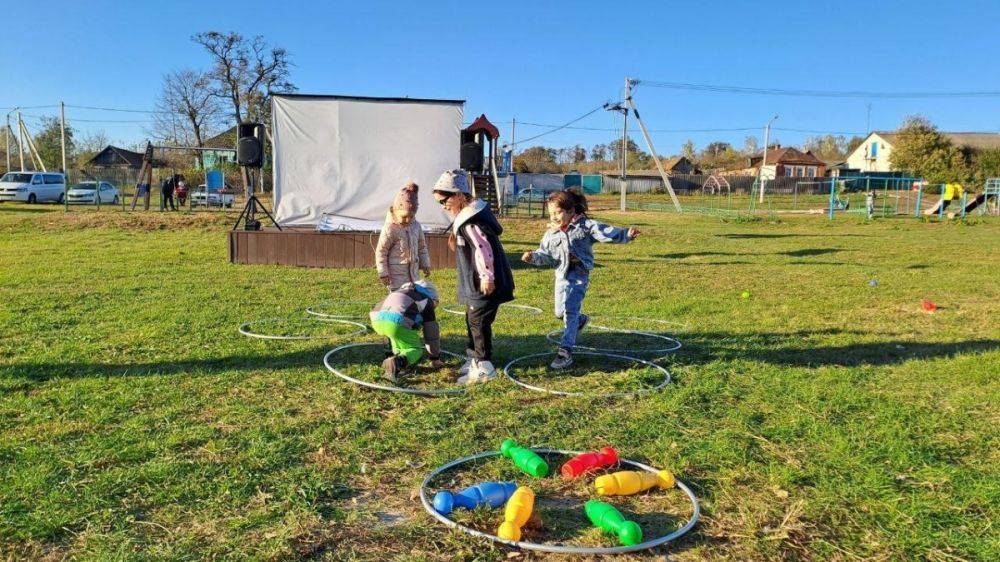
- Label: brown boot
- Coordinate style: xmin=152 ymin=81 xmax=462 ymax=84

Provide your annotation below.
xmin=381 ymin=355 xmax=407 ymax=382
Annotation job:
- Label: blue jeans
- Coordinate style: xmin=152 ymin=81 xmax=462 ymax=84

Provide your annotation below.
xmin=555 ymin=268 xmax=589 ymax=350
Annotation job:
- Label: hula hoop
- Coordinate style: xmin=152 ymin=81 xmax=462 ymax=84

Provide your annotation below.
xmin=239 ymin=317 xmax=367 ymax=341
xmin=545 ymin=325 xmax=682 ymax=355
xmin=305 ymin=300 xmax=373 ymax=320
xmin=586 ymin=316 xmax=689 ymax=334
xmin=503 ymin=351 xmax=671 ymax=398
xmin=323 ymin=342 xmax=466 ymax=396
xmin=441 ymin=303 xmax=544 ymax=316
xmin=419 ymin=448 xmax=700 ymax=555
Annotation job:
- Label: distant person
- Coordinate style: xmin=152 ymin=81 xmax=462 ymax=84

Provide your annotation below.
xmin=521 ymin=189 xmax=639 ymax=369
xmin=866 ymin=190 xmax=876 ymax=219
xmin=161 ymin=174 xmax=178 ymax=211
xmin=433 ymin=169 xmax=515 ymax=385
xmin=176 ymin=180 xmax=188 ymax=207
xmin=375 ymin=181 xmax=431 ymax=291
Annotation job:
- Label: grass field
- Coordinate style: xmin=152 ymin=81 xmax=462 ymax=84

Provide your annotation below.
xmin=1 ymin=204 xmax=998 ymax=561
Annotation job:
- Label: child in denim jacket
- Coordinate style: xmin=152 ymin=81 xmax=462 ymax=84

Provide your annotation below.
xmin=521 ymin=189 xmax=639 ymax=369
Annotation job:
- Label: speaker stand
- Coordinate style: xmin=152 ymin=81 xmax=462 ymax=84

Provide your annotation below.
xmin=232 ymin=167 xmax=282 ymax=231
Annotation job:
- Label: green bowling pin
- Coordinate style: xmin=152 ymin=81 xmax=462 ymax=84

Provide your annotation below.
xmin=584 ymin=500 xmax=643 ymax=546
xmin=500 ymin=439 xmax=549 ymax=477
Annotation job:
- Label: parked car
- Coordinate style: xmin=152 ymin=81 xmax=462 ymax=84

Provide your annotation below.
xmin=515 ymin=186 xmax=558 ymax=204
xmin=190 ymin=184 xmax=235 ymax=207
xmin=66 ymin=181 xmax=119 ymax=204
xmin=0 ymin=171 xmax=66 ymax=203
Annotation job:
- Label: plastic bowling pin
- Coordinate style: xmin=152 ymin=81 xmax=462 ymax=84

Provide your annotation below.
xmin=560 ymin=446 xmax=619 ymax=479
xmin=594 ymin=469 xmax=674 ymax=496
xmin=433 ymin=481 xmax=517 ymax=515
xmin=500 ymin=439 xmax=549 ymax=477
xmin=496 ymin=486 xmax=535 ymax=541
xmin=584 ymin=500 xmax=643 ymax=546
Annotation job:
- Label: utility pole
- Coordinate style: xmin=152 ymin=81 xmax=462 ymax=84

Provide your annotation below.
xmin=4 ymin=112 xmax=9 ymax=174
xmin=510 ymin=118 xmax=515 ymax=171
xmin=866 ymin=103 xmax=872 ymax=134
xmin=758 ymin=114 xmax=778 ymax=204
xmin=620 ymin=77 xmax=631 ymax=212
xmin=17 ymin=112 xmax=25 ymax=171
xmin=60 ymin=102 xmax=68 ymax=177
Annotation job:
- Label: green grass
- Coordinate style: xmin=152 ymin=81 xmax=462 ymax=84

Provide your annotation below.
xmin=1 ymin=204 xmax=998 ymax=561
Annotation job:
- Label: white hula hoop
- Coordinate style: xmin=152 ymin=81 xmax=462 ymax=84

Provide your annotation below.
xmin=502 ymin=351 xmax=671 ymax=398
xmin=305 ymin=300 xmax=373 ymax=320
xmin=323 ymin=342 xmax=466 ymax=397
xmin=239 ymin=317 xmax=367 ymax=341
xmin=419 ymin=448 xmax=700 ymax=555
xmin=545 ymin=325 xmax=682 ymax=355
xmin=441 ymin=303 xmax=544 ymax=316
xmin=587 ymin=316 xmax=689 ymax=334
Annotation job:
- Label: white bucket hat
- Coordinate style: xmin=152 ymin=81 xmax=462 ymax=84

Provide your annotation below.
xmin=432 ymin=169 xmax=471 ymax=195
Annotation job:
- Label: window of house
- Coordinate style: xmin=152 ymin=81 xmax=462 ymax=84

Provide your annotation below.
xmin=871 ymin=142 xmax=878 ymax=157
xmin=807 ymin=166 xmax=817 ymax=176
xmin=784 ymin=166 xmax=793 ymax=177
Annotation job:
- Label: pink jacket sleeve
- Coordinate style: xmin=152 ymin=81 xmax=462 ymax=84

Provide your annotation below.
xmin=465 ymin=224 xmax=495 ymax=282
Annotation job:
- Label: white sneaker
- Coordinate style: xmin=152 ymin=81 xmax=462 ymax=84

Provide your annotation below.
xmin=457 ymin=360 xmax=496 ymax=385
xmin=458 ymin=351 xmax=475 ymax=376
xmin=477 ymin=360 xmax=496 ymax=377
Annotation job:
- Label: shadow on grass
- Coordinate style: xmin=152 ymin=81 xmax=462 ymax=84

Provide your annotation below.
xmin=4 ymin=330 xmax=996 ymax=385
xmin=717 ymin=233 xmax=871 ymax=239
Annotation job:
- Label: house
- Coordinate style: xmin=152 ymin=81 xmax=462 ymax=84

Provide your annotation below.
xmin=87 ymin=145 xmax=148 ymax=169
xmin=662 ymin=156 xmax=701 ymax=175
xmin=198 ymin=126 xmax=239 ymax=169
xmin=737 ymin=145 xmax=826 ymax=178
xmin=846 ymin=131 xmax=1000 ymax=173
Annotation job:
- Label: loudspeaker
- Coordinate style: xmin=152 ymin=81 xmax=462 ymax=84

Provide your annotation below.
xmin=237 ymin=123 xmax=265 ymax=167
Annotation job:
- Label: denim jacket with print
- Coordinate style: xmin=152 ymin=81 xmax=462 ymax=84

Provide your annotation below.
xmin=526 ymin=216 xmax=632 ymax=278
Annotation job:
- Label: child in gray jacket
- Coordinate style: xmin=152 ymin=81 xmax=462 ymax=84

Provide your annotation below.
xmin=521 ymin=189 xmax=639 ymax=369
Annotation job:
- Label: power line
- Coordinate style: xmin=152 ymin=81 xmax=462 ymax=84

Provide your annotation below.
xmin=65 ymin=104 xmax=172 ymax=114
xmin=512 ymin=105 xmax=607 ymax=146
xmin=514 ymin=120 xmax=863 ymax=136
xmin=635 ymin=80 xmax=1000 ymax=99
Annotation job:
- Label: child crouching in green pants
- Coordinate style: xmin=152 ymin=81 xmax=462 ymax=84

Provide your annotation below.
xmin=370 ymin=280 xmax=443 ymax=381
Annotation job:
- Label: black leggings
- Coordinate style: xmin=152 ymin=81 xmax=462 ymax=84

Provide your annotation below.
xmin=465 ymin=300 xmax=500 ymax=362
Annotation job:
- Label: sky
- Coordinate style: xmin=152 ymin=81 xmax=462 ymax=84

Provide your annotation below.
xmin=4 ymin=0 xmax=1000 ymax=156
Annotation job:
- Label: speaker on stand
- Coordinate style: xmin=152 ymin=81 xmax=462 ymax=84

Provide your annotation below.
xmin=232 ymin=122 xmax=281 ymax=231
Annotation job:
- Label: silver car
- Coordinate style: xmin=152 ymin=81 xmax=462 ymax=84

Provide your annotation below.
xmin=66 ymin=181 xmax=119 ymax=204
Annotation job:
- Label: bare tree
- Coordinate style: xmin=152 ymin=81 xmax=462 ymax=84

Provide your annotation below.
xmin=150 ymin=69 xmax=224 ymax=166
xmin=192 ymin=31 xmax=295 ymax=126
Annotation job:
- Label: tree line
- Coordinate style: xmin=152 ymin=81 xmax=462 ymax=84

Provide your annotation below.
xmin=513 ymin=133 xmax=866 ymax=174
xmin=1 ymin=31 xmax=294 ymax=180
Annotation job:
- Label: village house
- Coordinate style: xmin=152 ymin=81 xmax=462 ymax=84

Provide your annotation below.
xmin=846 ymin=131 xmax=1000 ymax=173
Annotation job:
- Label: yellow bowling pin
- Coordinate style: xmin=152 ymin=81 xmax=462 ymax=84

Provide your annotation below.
xmin=594 ymin=469 xmax=674 ymax=496
xmin=497 ymin=486 xmax=535 ymax=541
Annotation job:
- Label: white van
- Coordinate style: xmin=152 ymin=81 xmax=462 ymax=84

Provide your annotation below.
xmin=0 ymin=172 xmax=67 ymax=203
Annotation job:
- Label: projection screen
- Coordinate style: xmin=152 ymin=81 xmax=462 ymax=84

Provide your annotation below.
xmin=271 ymin=94 xmax=463 ymax=229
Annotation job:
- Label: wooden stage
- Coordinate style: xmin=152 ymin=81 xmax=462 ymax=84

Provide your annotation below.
xmin=228 ymin=228 xmax=456 ymax=269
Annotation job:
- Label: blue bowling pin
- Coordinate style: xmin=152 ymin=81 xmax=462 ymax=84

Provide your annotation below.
xmin=433 ymin=481 xmax=518 ymax=515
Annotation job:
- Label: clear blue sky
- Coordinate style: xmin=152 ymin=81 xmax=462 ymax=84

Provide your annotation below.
xmin=4 ymin=0 xmax=999 ymax=154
